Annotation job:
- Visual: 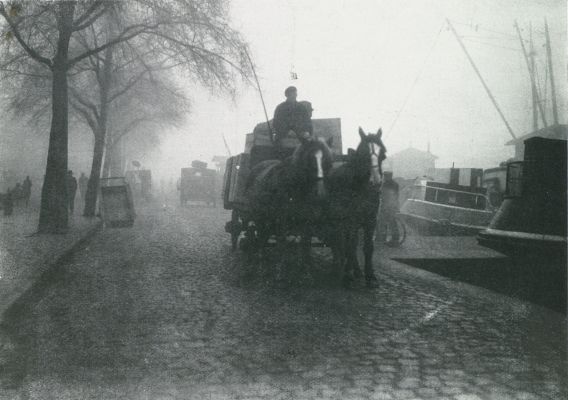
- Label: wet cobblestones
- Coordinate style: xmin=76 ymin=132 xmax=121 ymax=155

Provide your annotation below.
xmin=1 ymin=205 xmax=566 ymax=399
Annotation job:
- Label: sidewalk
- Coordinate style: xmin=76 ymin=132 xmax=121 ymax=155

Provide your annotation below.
xmin=0 ymin=208 xmax=101 ymax=321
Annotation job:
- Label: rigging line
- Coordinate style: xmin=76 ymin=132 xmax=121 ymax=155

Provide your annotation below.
xmin=534 ymin=60 xmax=548 ymax=113
xmin=221 ymin=132 xmax=232 ymax=157
xmin=543 ymin=58 xmax=549 ymax=109
xmin=386 ymin=23 xmax=444 ymax=136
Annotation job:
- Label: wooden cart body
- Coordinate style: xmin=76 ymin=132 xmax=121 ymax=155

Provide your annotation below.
xmin=223 ymin=118 xmax=343 ymax=249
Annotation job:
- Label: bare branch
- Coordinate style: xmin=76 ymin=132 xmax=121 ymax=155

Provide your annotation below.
xmin=0 ymin=3 xmax=52 ymax=67
xmin=108 ymin=68 xmax=147 ymax=102
xmin=72 ymin=1 xmax=104 ymax=31
xmin=152 ymin=31 xmax=247 ymax=76
xmin=69 ymin=85 xmax=100 ymax=122
xmin=70 ymin=99 xmax=98 ymax=133
xmin=0 ymin=67 xmax=49 ymax=79
xmin=67 ymin=22 xmax=161 ymax=67
xmin=107 ymin=116 xmax=152 ymax=148
xmin=73 ymin=3 xmax=110 ymax=32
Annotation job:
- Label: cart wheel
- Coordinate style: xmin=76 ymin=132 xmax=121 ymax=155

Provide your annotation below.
xmin=241 ymin=222 xmax=259 ymax=253
xmin=230 ymin=210 xmax=240 ymax=250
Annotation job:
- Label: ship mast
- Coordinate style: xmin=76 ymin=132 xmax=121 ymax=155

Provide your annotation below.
xmin=446 ymin=19 xmax=516 ymax=140
xmin=544 ymin=18 xmax=559 ymax=126
xmin=515 ymin=20 xmax=548 ymax=129
xmin=529 ymin=23 xmax=538 ymax=131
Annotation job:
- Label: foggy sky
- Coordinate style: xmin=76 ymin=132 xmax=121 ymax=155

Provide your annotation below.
xmin=155 ymin=0 xmax=566 ymax=180
xmin=1 ymin=1 xmax=566 ymax=184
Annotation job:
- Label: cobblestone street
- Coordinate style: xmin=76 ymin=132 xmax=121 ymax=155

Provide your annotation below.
xmin=2 ymin=204 xmax=566 ymax=400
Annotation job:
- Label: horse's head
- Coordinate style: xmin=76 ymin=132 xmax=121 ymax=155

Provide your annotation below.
xmin=356 ymin=127 xmax=387 ymax=186
xmin=290 ymin=136 xmax=334 ymax=199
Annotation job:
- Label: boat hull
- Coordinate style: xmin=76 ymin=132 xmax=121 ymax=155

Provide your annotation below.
xmin=477 ymin=197 xmax=567 ymax=260
xmin=478 ymin=228 xmax=566 ymax=261
xmin=399 ymin=199 xmax=494 ymax=236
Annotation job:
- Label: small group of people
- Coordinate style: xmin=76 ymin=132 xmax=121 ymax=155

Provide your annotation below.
xmin=2 ymin=171 xmax=90 ymax=216
xmin=2 ymin=176 xmax=32 ymax=216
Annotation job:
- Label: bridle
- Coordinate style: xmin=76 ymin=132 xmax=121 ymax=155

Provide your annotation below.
xmin=368 ymin=142 xmax=384 ymax=169
xmin=368 ymin=141 xmax=385 ymax=184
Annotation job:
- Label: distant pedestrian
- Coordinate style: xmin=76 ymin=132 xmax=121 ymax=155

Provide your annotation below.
xmin=22 ymin=176 xmax=32 ymax=207
xmin=12 ymin=183 xmax=23 ymax=206
xmin=378 ymin=171 xmax=400 ymax=246
xmin=78 ymin=172 xmax=88 ymax=204
xmin=67 ymin=170 xmax=78 ymax=213
xmin=2 ymin=190 xmax=13 ymax=216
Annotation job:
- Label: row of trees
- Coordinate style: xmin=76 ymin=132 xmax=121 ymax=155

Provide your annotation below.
xmin=0 ymin=0 xmax=251 ymax=233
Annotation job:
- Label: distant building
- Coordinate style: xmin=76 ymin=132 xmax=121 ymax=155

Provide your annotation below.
xmin=505 ymin=124 xmax=567 ymax=160
xmin=385 ymin=147 xmax=438 ymax=180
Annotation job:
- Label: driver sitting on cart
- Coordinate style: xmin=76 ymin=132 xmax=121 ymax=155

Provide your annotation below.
xmin=272 ymin=86 xmax=313 ymax=159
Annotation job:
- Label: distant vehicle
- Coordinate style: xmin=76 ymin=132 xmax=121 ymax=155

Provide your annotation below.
xmin=398 ymin=168 xmax=496 ymax=236
xmin=179 ymin=161 xmax=217 ymax=207
xmin=478 ymin=137 xmax=567 ymax=260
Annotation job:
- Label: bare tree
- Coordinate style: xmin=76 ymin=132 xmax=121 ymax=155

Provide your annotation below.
xmin=69 ymin=45 xmax=190 ymax=216
xmin=0 ymin=0 xmax=250 ymax=233
xmin=101 ymin=73 xmax=189 ymax=178
xmin=2 ymin=24 xmax=190 ymax=217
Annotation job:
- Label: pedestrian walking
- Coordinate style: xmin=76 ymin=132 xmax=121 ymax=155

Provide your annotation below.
xmin=12 ymin=183 xmax=23 ymax=207
xmin=2 ymin=190 xmax=13 ymax=216
xmin=22 ymin=176 xmax=32 ymax=207
xmin=67 ymin=170 xmax=78 ymax=214
xmin=78 ymin=172 xmax=88 ymax=204
xmin=377 ymin=171 xmax=400 ymax=246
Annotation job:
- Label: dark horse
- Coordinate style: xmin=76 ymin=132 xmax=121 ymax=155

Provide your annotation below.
xmin=244 ymin=136 xmax=334 ymax=257
xmin=327 ymin=127 xmax=387 ymax=287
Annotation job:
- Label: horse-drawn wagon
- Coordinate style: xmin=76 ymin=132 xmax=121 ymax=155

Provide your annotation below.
xmin=223 ymin=120 xmax=388 ymax=287
xmin=223 ymin=118 xmax=342 ymax=250
xmin=179 ymin=161 xmax=218 ymax=207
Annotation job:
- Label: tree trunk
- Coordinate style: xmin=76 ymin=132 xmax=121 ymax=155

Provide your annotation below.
xmin=83 ymin=46 xmax=113 ymax=217
xmin=83 ymin=134 xmax=105 ymax=217
xmin=109 ymin=138 xmax=124 ymax=177
xmin=102 ymin=133 xmax=123 ymax=179
xmin=37 ymin=3 xmax=75 ymax=233
xmin=101 ymin=143 xmax=111 ymax=179
xmin=38 ymin=65 xmax=69 ymax=233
